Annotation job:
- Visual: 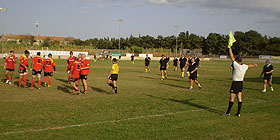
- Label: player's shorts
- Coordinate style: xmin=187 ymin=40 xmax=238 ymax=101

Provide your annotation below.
xmin=67 ymin=69 xmax=71 ymax=73
xmin=160 ymin=66 xmax=167 ymax=70
xmin=180 ymin=65 xmax=185 ymax=70
xmin=264 ymin=75 xmax=272 ymax=81
xmin=173 ymin=64 xmax=178 ymax=67
xmin=109 ymin=74 xmax=118 ymax=81
xmin=80 ymin=75 xmax=88 ymax=80
xmin=18 ymin=69 xmax=27 ymax=74
xmin=32 ymin=69 xmax=42 ymax=75
xmin=230 ymin=81 xmax=243 ymax=94
xmin=6 ymin=69 xmax=14 ymax=72
xmin=189 ymin=73 xmax=197 ymax=80
xmin=44 ymin=72 xmax=53 ymax=77
xmin=70 ymin=77 xmax=79 ymax=82
xmin=145 ymin=63 xmax=150 ymax=67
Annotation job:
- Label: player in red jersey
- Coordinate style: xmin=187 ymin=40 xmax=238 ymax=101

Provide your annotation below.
xmin=43 ymin=54 xmax=56 ymax=87
xmin=30 ymin=52 xmax=44 ymax=90
xmin=18 ymin=50 xmax=30 ymax=88
xmin=70 ymin=57 xmax=81 ymax=95
xmin=77 ymin=53 xmax=82 ymax=86
xmin=80 ymin=54 xmax=90 ymax=94
xmin=67 ymin=51 xmax=76 ymax=83
xmin=4 ymin=51 xmax=17 ymax=85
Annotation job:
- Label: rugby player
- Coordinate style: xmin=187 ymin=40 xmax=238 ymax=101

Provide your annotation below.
xmin=4 ymin=51 xmax=16 ymax=85
xmin=260 ymin=60 xmax=274 ymax=93
xmin=145 ymin=54 xmax=151 ymax=73
xmin=80 ymin=54 xmax=90 ymax=94
xmin=18 ymin=50 xmax=30 ymax=88
xmin=70 ymin=57 xmax=81 ymax=95
xmin=30 ymin=52 xmax=44 ymax=90
xmin=188 ymin=58 xmax=201 ymax=90
xmin=179 ymin=54 xmax=187 ymax=78
xmin=173 ymin=57 xmax=178 ymax=71
xmin=107 ymin=58 xmax=119 ymax=94
xmin=159 ymin=55 xmax=168 ymax=80
xmin=43 ymin=54 xmax=56 ymax=87
xmin=67 ymin=51 xmax=76 ymax=83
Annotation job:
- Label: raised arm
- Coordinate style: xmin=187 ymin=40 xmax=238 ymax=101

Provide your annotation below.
xmin=229 ymin=48 xmax=235 ymax=62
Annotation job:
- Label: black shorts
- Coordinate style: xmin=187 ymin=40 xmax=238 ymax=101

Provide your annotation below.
xmin=180 ymin=65 xmax=185 ymax=70
xmin=160 ymin=66 xmax=167 ymax=70
xmin=173 ymin=64 xmax=178 ymax=67
xmin=109 ymin=74 xmax=118 ymax=81
xmin=70 ymin=77 xmax=79 ymax=82
xmin=6 ymin=69 xmax=14 ymax=72
xmin=189 ymin=73 xmax=197 ymax=80
xmin=264 ymin=75 xmax=272 ymax=81
xmin=44 ymin=72 xmax=53 ymax=77
xmin=145 ymin=63 xmax=150 ymax=67
xmin=18 ymin=69 xmax=27 ymax=74
xmin=80 ymin=75 xmax=88 ymax=80
xmin=230 ymin=81 xmax=243 ymax=94
xmin=32 ymin=69 xmax=42 ymax=75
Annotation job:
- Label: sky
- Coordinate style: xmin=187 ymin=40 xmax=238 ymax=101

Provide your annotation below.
xmin=0 ymin=0 xmax=280 ymax=40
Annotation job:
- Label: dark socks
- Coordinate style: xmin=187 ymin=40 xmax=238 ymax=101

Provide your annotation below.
xmin=114 ymin=87 xmax=118 ymax=94
xmin=226 ymin=102 xmax=234 ymax=114
xmin=237 ymin=102 xmax=242 ymax=114
xmin=109 ymin=83 xmax=114 ymax=88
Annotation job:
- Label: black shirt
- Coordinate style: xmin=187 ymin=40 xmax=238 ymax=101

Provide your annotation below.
xmin=179 ymin=57 xmax=187 ymax=66
xmin=194 ymin=57 xmax=200 ymax=65
xmin=159 ymin=58 xmax=168 ymax=67
xmin=173 ymin=58 xmax=178 ymax=66
xmin=188 ymin=62 xmax=198 ymax=74
xmin=145 ymin=57 xmax=151 ymax=64
xmin=131 ymin=55 xmax=134 ymax=61
xmin=188 ymin=58 xmax=192 ymax=65
xmin=263 ymin=64 xmax=274 ymax=76
xmin=166 ymin=57 xmax=170 ymax=62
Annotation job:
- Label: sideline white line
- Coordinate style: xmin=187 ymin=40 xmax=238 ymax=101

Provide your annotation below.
xmin=2 ymin=101 xmax=266 ymax=135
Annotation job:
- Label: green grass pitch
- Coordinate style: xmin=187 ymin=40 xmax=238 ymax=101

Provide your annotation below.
xmin=0 ymin=59 xmax=279 ymax=139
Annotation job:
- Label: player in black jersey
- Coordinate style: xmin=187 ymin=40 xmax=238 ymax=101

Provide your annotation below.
xmin=131 ymin=53 xmax=135 ymax=64
xmin=159 ymin=55 xmax=168 ymax=80
xmin=173 ymin=57 xmax=178 ymax=71
xmin=260 ymin=60 xmax=274 ymax=92
xmin=179 ymin=54 xmax=187 ymax=78
xmin=186 ymin=55 xmax=192 ymax=77
xmin=145 ymin=54 xmax=151 ymax=73
xmin=188 ymin=58 xmax=201 ymax=90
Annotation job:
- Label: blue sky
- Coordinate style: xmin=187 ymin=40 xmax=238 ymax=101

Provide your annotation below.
xmin=1 ymin=0 xmax=280 ymax=40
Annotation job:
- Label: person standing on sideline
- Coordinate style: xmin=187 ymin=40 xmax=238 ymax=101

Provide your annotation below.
xmin=224 ymin=47 xmax=258 ymax=117
xmin=159 ymin=55 xmax=168 ymax=80
xmin=4 ymin=51 xmax=17 ymax=85
xmin=80 ymin=54 xmax=90 ymax=94
xmin=131 ymin=53 xmax=135 ymax=64
xmin=173 ymin=57 xmax=178 ymax=71
xmin=145 ymin=54 xmax=151 ymax=73
xmin=260 ymin=60 xmax=274 ymax=93
xmin=107 ymin=58 xmax=119 ymax=94
xmin=179 ymin=54 xmax=187 ymax=78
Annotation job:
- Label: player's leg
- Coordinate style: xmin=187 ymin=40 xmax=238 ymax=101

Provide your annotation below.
xmin=113 ymin=80 xmax=117 ymax=94
xmin=44 ymin=72 xmax=47 ymax=87
xmin=181 ymin=67 xmax=184 ymax=78
xmin=236 ymin=92 xmax=242 ymax=116
xmin=48 ymin=75 xmax=52 ymax=87
xmin=268 ymin=77 xmax=273 ymax=91
xmin=78 ymin=78 xmax=80 ymax=86
xmin=164 ymin=70 xmax=167 ymax=79
xmin=30 ymin=70 xmax=36 ymax=89
xmin=5 ymin=70 xmax=9 ymax=83
xmin=81 ymin=79 xmax=88 ymax=94
xmin=70 ymin=79 xmax=79 ymax=94
xmin=194 ymin=80 xmax=201 ymax=89
xmin=145 ymin=66 xmax=148 ymax=73
xmin=190 ymin=79 xmax=194 ymax=90
xmin=9 ymin=71 xmax=13 ymax=85
xmin=161 ymin=70 xmax=164 ymax=80
xmin=148 ymin=65 xmax=151 ymax=72
xmin=225 ymin=93 xmax=236 ymax=115
xmin=67 ymin=70 xmax=70 ymax=83
xmin=23 ymin=71 xmax=28 ymax=87
xmin=263 ymin=79 xmax=267 ymax=92
xmin=18 ymin=71 xmax=24 ymax=87
xmin=37 ymin=73 xmax=41 ymax=90
xmin=107 ymin=78 xmax=114 ymax=89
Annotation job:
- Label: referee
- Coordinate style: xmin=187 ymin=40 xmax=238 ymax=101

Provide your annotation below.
xmin=224 ymin=47 xmax=257 ymax=117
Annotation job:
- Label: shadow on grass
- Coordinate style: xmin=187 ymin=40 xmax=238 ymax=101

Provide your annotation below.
xmin=56 ymin=78 xmax=68 ymax=84
xmin=146 ymin=94 xmax=224 ymax=115
xmin=245 ymin=77 xmax=280 ymax=84
xmin=90 ymin=86 xmax=112 ymax=95
xmin=57 ymin=85 xmax=72 ymax=94
xmin=139 ymin=76 xmax=159 ymax=80
xmin=162 ymin=83 xmax=188 ymax=89
xmin=205 ymin=78 xmax=230 ymax=83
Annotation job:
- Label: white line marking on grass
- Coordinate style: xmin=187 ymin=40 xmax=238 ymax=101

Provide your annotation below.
xmin=2 ymin=101 xmax=266 ymax=135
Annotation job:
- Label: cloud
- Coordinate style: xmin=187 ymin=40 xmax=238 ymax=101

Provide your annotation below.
xmin=146 ymin=0 xmax=280 ymax=23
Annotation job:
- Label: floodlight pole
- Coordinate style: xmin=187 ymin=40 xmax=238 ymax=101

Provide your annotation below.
xmin=174 ymin=25 xmax=179 ymax=58
xmin=0 ymin=7 xmax=8 ymax=58
xmin=118 ymin=19 xmax=123 ymax=54
xmin=35 ymin=21 xmax=39 ymax=48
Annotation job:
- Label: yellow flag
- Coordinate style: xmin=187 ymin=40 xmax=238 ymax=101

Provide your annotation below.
xmin=228 ymin=30 xmax=236 ymax=48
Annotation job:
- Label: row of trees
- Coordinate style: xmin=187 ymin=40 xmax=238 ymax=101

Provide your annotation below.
xmin=71 ymin=30 xmax=280 ymax=56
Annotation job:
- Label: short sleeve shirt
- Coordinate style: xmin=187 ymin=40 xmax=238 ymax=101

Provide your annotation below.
xmin=232 ymin=61 xmax=249 ymax=81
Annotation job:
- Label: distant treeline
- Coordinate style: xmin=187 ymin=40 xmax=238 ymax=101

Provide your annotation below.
xmin=71 ymin=30 xmax=280 ymax=56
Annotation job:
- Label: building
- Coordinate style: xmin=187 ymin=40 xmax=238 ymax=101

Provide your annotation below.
xmin=1 ymin=34 xmax=77 ymax=45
